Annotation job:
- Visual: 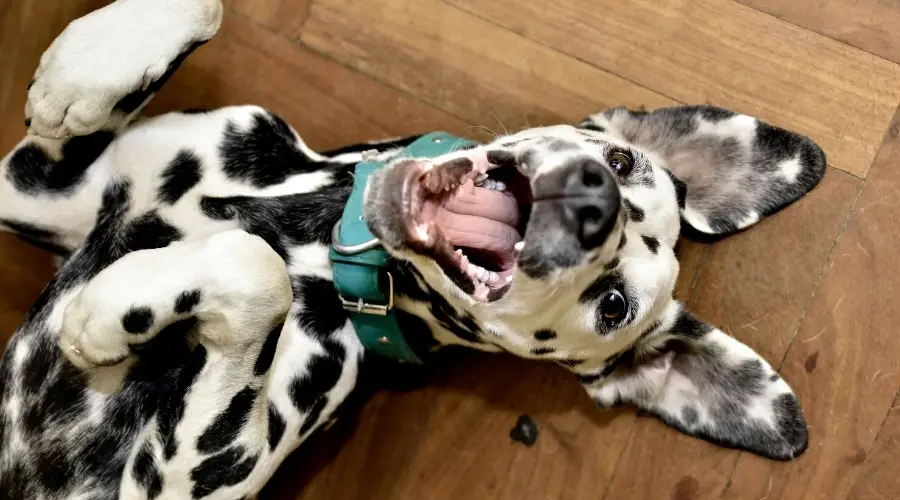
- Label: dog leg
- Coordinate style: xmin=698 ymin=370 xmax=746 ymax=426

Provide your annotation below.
xmin=58 ymin=229 xmax=291 ymax=369
xmin=26 ymin=0 xmax=223 ymax=138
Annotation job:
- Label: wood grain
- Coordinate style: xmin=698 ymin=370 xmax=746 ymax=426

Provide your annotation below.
xmin=148 ymin=15 xmax=470 ymax=150
xmin=737 ymin=0 xmax=900 ymax=65
xmin=724 ymin=108 xmax=900 ymax=499
xmin=225 ymin=0 xmax=310 ymax=38
xmin=443 ymin=0 xmax=900 ymax=178
xmin=301 ymin=0 xmax=676 ymax=136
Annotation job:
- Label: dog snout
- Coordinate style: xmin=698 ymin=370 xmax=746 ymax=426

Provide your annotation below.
xmin=560 ymin=158 xmax=621 ymax=249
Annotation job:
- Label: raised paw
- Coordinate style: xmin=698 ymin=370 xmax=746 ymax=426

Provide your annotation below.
xmin=58 ymin=230 xmax=291 ymax=370
xmin=60 ymin=284 xmax=203 ymax=369
xmin=26 ymin=0 xmax=223 ymax=138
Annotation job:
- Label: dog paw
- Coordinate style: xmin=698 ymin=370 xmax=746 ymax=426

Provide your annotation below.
xmin=26 ymin=0 xmax=222 ymax=138
xmin=59 ymin=292 xmax=143 ymax=369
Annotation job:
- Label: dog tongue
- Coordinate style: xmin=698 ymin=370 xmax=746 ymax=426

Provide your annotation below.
xmin=424 ymin=179 xmax=521 ymax=270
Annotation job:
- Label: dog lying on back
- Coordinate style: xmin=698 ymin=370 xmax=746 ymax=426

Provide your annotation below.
xmin=0 ymin=0 xmax=823 ymax=498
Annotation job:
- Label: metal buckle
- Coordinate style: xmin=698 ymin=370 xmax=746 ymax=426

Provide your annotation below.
xmin=331 ymin=220 xmax=381 ymax=255
xmin=338 ymin=272 xmax=394 ymax=316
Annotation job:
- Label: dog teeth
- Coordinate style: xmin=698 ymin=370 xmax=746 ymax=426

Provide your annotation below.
xmin=475 ymin=172 xmax=489 ymax=183
xmin=514 ymin=241 xmax=524 ymax=252
xmin=475 ymin=178 xmax=507 ymax=191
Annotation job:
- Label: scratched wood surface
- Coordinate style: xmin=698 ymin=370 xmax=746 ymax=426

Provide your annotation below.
xmin=2 ymin=1 xmax=900 ymax=499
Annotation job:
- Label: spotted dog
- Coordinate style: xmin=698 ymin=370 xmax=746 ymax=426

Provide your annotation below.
xmin=0 ymin=0 xmax=825 ymax=498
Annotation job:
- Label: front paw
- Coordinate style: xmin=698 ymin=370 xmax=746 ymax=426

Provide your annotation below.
xmin=26 ymin=0 xmax=222 ymax=138
xmin=59 ymin=292 xmax=136 ymax=369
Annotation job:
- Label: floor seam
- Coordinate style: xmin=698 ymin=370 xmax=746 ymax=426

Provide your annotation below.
xmin=773 ymin=174 xmax=865 ymax=372
xmin=599 ymin=414 xmax=639 ymax=500
xmin=227 ymin=9 xmax=478 ymax=137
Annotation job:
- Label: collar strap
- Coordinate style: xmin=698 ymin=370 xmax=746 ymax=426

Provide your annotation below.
xmin=329 ymin=132 xmax=478 ymax=363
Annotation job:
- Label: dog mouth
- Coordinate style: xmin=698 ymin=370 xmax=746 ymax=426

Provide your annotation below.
xmin=399 ymin=151 xmax=532 ymax=302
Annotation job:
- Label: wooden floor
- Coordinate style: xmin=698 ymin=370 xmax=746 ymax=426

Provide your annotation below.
xmin=2 ymin=1 xmax=900 ymax=498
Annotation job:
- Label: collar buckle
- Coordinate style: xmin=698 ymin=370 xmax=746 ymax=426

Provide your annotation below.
xmin=338 ymin=272 xmax=394 ymax=316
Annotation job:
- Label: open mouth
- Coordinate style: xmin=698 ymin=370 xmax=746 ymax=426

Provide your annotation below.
xmin=399 ymin=151 xmax=533 ymax=302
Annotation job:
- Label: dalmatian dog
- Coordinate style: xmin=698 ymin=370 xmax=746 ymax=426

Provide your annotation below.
xmin=0 ymin=0 xmax=825 ymax=498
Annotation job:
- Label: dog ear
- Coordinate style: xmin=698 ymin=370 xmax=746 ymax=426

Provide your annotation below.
xmin=580 ymin=303 xmax=808 ymax=460
xmin=579 ymin=105 xmax=826 ymax=238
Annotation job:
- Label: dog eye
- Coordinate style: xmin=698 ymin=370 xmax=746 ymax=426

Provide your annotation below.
xmin=600 ymin=290 xmax=627 ymax=322
xmin=608 ymin=151 xmax=633 ymax=176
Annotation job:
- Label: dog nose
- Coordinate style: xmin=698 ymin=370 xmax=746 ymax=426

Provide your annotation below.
xmin=562 ymin=158 xmax=621 ymax=249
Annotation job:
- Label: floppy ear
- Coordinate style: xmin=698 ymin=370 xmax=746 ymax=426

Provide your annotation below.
xmin=579 ymin=105 xmax=826 ymax=238
xmin=580 ymin=303 xmax=808 ymax=460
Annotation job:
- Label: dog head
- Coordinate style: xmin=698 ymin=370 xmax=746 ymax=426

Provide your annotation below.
xmin=363 ymin=105 xmax=824 ymax=460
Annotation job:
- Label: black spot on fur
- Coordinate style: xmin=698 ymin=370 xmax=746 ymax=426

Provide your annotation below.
xmin=174 ymin=289 xmax=202 ymax=314
xmin=123 ymin=306 xmax=154 ymax=334
xmin=1 ymin=218 xmax=70 ymax=255
xmin=158 ymin=149 xmax=202 ymax=204
xmin=190 ymin=446 xmax=258 ymax=498
xmin=603 ymin=256 xmax=620 ymax=271
xmin=158 ymin=345 xmax=208 ymax=460
xmin=197 ymin=386 xmax=259 ymax=454
xmin=219 ymin=112 xmax=337 ymax=188
xmin=641 ymin=235 xmax=660 ymax=254
xmin=695 ymin=106 xmax=736 ymax=122
xmin=670 ymin=310 xmax=713 ymax=339
xmin=299 ymin=397 xmax=329 ymax=436
xmin=200 ymin=185 xmax=352 ymax=258
xmin=509 ymin=414 xmax=539 ymax=446
xmin=623 ymin=198 xmax=645 ymax=222
xmin=682 ymin=406 xmax=699 ymax=425
xmin=531 ymin=347 xmax=555 ymax=356
xmin=320 ymin=135 xmax=420 ymax=157
xmin=290 ymin=339 xmax=346 ymax=435
xmin=114 ymin=41 xmax=206 ymax=113
xmin=533 ymin=329 xmax=557 ymax=341
xmin=579 ymin=122 xmax=607 ymax=133
xmin=33 ymin=444 xmax=72 ymax=494
xmin=292 ymin=277 xmax=347 ymax=337
xmin=267 ymin=403 xmax=287 ymax=451
xmin=398 ymin=269 xmax=483 ymax=344
xmin=576 ymin=372 xmax=604 ymax=384
xmin=5 ymin=131 xmax=114 ymax=194
xmin=664 ymin=169 xmax=688 ymax=209
xmin=132 ymin=443 xmax=163 ymax=499
xmin=254 ymin=323 xmax=283 ymax=375
xmin=124 ymin=211 xmax=182 ymax=251
xmin=617 ymin=233 xmax=628 ymax=250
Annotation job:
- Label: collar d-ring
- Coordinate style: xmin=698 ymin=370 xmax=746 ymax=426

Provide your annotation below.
xmin=331 ymin=220 xmax=382 ymax=255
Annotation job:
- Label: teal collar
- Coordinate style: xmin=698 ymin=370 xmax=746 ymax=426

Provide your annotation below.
xmin=329 ymin=132 xmax=478 ymax=363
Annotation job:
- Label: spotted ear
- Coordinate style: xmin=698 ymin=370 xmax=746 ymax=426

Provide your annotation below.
xmin=579 ymin=105 xmax=826 ymax=238
xmin=579 ymin=303 xmax=808 ymax=460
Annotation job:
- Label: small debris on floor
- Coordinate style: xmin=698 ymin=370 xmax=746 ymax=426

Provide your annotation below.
xmin=509 ymin=414 xmax=539 ymax=447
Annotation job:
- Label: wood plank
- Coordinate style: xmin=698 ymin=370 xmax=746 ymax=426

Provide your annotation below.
xmin=847 ymin=398 xmax=900 ymax=500
xmin=148 ymin=14 xmax=470 ymax=150
xmin=225 ymin=0 xmax=310 ymax=38
xmin=602 ymin=167 xmax=862 ymax=499
xmin=300 ymin=0 xmax=676 ymax=136
xmin=443 ymin=0 xmax=900 ymax=178
xmin=737 ymin=0 xmax=900 ymax=65
xmin=263 ymin=353 xmax=639 ymax=499
xmin=724 ymin=107 xmax=900 ymax=499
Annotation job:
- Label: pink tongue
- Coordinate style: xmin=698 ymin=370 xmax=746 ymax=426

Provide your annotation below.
xmin=430 ymin=180 xmax=520 ymax=269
